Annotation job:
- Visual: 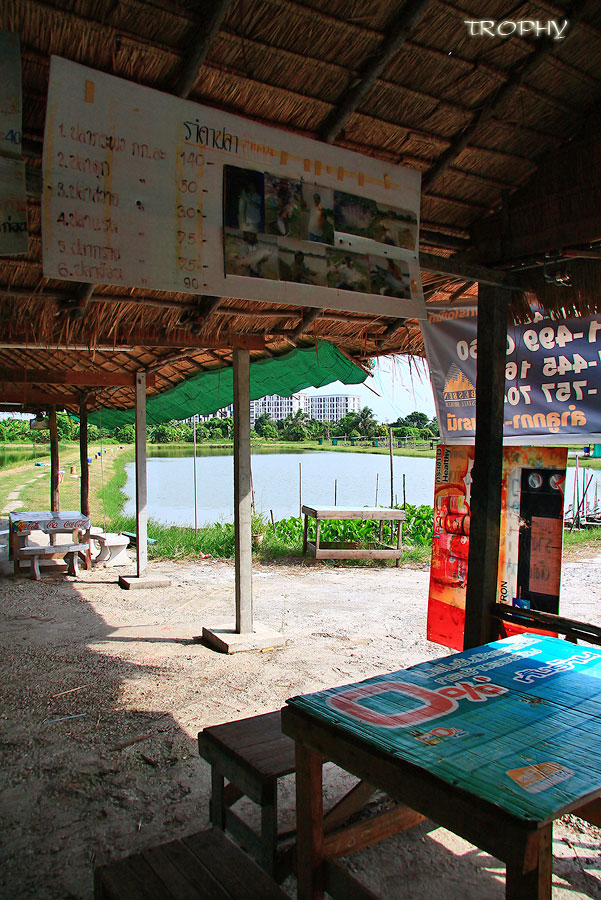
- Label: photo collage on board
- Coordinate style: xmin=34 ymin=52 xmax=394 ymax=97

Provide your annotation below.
xmin=223 ymin=165 xmax=417 ymax=298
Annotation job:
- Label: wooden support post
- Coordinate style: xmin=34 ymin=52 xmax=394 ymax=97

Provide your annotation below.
xmin=49 ymin=406 xmax=59 ymax=513
xmin=233 ymin=348 xmax=253 ymax=634
xmin=135 ymin=372 xmax=148 ymax=576
xmin=295 ymin=744 xmax=324 ymax=900
xmin=79 ymin=393 xmax=89 ymax=517
xmin=463 ymin=284 xmax=509 ymax=650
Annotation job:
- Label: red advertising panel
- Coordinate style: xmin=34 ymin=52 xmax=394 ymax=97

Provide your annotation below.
xmin=427 ymin=446 xmax=567 ymax=650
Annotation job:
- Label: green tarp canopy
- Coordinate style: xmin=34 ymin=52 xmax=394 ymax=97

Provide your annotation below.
xmin=89 ymin=341 xmax=367 ymax=430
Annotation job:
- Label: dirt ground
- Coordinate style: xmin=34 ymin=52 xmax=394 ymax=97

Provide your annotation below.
xmin=1 ymin=543 xmax=601 ymax=899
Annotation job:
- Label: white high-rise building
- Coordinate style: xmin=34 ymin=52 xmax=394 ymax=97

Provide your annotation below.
xmin=302 ymin=394 xmax=361 ymax=423
xmin=250 ymin=394 xmax=303 ymax=427
xmin=193 ymin=393 xmax=362 ymax=426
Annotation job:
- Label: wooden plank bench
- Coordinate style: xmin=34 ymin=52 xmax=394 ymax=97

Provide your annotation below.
xmin=198 ymin=710 xmax=416 ymax=885
xmin=198 ymin=710 xmax=296 ymax=881
xmin=94 ymin=826 xmax=289 ymax=899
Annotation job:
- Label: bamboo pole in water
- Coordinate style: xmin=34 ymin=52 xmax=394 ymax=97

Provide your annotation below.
xmin=193 ymin=416 xmax=198 ymax=534
xmin=334 ymin=479 xmax=338 ymax=506
xmin=375 ymin=473 xmax=379 ymax=506
xmin=389 ymin=427 xmax=394 ymax=507
xmin=403 ymin=473 xmax=406 ymax=509
xmin=299 ymin=462 xmax=302 ymax=517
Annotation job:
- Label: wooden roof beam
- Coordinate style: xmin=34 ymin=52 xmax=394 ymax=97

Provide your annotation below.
xmin=0 ymin=368 xmax=157 ymax=388
xmin=422 ymin=0 xmax=592 ymax=193
xmin=319 ymin=0 xmax=432 ymax=143
xmin=291 ymin=309 xmax=323 ymax=339
xmin=418 ymin=252 xmax=519 ymax=289
xmin=0 ymin=387 xmax=79 ymax=407
xmin=176 ymin=0 xmax=234 ymax=98
xmin=0 ymin=328 xmax=265 ymax=351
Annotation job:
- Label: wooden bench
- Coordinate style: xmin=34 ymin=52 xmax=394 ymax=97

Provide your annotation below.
xmin=198 ymin=710 xmax=296 ymax=881
xmin=94 ymin=826 xmax=289 ymax=899
xmin=198 ymin=710 xmax=409 ymax=885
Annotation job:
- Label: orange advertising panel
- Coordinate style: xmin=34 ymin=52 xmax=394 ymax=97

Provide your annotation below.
xmin=427 ymin=446 xmax=567 ymax=651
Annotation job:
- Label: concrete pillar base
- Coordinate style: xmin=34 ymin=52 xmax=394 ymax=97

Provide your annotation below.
xmin=201 ymin=621 xmax=285 ymax=654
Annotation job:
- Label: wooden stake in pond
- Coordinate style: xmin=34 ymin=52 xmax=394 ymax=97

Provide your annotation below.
xmin=403 ymin=473 xmax=406 ymax=509
xmin=375 ymin=473 xmax=379 ymax=506
xmin=299 ymin=462 xmax=302 ymax=517
xmin=334 ymin=479 xmax=338 ymax=506
xmin=193 ymin=416 xmax=198 ymax=534
xmin=389 ymin=427 xmax=394 ymax=507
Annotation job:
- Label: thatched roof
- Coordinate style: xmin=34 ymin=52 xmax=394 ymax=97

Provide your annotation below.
xmin=2 ymin=0 xmax=601 ymax=413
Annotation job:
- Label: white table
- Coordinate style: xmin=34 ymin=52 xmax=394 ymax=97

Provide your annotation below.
xmin=9 ymin=511 xmax=91 ymax=579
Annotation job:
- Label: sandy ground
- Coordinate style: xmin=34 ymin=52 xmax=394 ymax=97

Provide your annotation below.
xmin=1 ymin=546 xmax=601 ymax=899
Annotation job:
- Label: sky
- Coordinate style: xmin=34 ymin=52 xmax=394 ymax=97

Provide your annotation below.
xmin=302 ymin=354 xmax=436 ymax=424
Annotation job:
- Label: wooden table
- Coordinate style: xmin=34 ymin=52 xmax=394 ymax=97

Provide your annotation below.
xmin=282 ymin=634 xmax=601 ymax=899
xmin=301 ymin=505 xmax=406 ymax=566
xmin=9 ymin=510 xmax=91 ymax=578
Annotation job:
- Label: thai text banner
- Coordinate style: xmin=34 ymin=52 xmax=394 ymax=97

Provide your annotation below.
xmin=422 ymin=301 xmax=601 ymax=444
xmin=42 ymin=57 xmax=425 ymax=319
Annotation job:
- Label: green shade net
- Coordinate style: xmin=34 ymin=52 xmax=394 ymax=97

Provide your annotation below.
xmin=89 ymin=341 xmax=367 ymax=429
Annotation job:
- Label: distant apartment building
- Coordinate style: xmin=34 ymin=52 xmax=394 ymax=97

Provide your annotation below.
xmin=303 ymin=394 xmax=361 ymax=423
xmin=250 ymin=394 xmax=303 ymax=427
xmin=194 ymin=393 xmax=361 ymax=426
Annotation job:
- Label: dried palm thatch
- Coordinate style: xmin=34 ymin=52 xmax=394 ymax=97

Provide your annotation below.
xmin=1 ymin=0 xmax=601 ymax=412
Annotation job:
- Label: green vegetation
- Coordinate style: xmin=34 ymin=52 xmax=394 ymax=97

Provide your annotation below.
xmin=0 ymin=407 xmax=440 ymax=448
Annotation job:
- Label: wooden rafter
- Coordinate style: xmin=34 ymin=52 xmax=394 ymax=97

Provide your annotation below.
xmin=0 ymin=368 xmax=157 ymax=387
xmin=422 ymin=0 xmax=593 ymax=192
xmin=176 ymin=0 xmax=234 ymax=97
xmin=0 ymin=327 xmax=265 ymax=351
xmin=319 ymin=0 xmax=432 ymax=142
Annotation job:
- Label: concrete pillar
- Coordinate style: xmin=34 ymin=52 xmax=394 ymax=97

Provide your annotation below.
xmin=135 ymin=372 xmax=148 ymax=576
xmin=233 ymin=348 xmax=253 ymax=634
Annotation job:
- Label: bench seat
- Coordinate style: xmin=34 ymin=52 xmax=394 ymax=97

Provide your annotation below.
xmin=94 ymin=827 xmax=289 ymax=900
xmin=18 ymin=542 xmax=88 ymax=579
xmin=198 ymin=710 xmax=296 ymax=880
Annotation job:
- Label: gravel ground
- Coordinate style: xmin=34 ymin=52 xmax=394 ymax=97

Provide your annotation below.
xmin=1 ymin=549 xmax=601 ymax=899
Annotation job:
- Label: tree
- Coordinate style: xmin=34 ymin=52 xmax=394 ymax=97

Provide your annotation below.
xmin=116 ymin=425 xmax=135 ymax=443
xmin=404 ymin=410 xmax=429 ymax=429
xmin=262 ymin=423 xmax=278 ymax=440
xmin=358 ymin=406 xmax=377 ymax=437
xmin=338 ymin=411 xmax=360 ymax=436
xmin=254 ymin=412 xmax=275 ymax=437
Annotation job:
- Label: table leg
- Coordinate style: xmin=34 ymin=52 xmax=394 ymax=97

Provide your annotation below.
xmin=315 ymin=519 xmax=321 ymax=556
xmin=303 ymin=514 xmax=308 ymax=556
xmin=210 ymin=769 xmax=226 ymax=830
xmin=261 ymin=781 xmax=278 ymax=877
xmin=396 ymin=519 xmax=402 ymax=568
xmin=295 ymin=743 xmax=324 ymax=900
xmin=505 ymin=824 xmax=552 ymax=900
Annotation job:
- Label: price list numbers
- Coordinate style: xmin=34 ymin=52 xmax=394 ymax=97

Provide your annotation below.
xmin=175 ymin=145 xmax=206 ymax=294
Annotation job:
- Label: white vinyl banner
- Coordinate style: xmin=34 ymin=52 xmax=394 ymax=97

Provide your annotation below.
xmin=42 ymin=57 xmax=426 ymax=318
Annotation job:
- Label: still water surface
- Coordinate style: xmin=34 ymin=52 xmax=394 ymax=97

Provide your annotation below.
xmin=123 ymin=449 xmax=436 ymax=526
xmin=123 ymin=447 xmax=601 ymax=527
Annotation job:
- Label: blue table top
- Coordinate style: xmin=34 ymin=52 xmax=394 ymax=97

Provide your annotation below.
xmin=286 ymin=634 xmax=601 ymax=822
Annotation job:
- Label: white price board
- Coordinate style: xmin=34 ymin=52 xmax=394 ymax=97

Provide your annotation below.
xmin=42 ymin=57 xmax=425 ymax=318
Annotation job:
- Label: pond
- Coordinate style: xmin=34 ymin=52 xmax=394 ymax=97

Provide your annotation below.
xmin=123 ymin=447 xmax=601 ymax=527
xmin=123 ymin=449 xmax=436 ymax=526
